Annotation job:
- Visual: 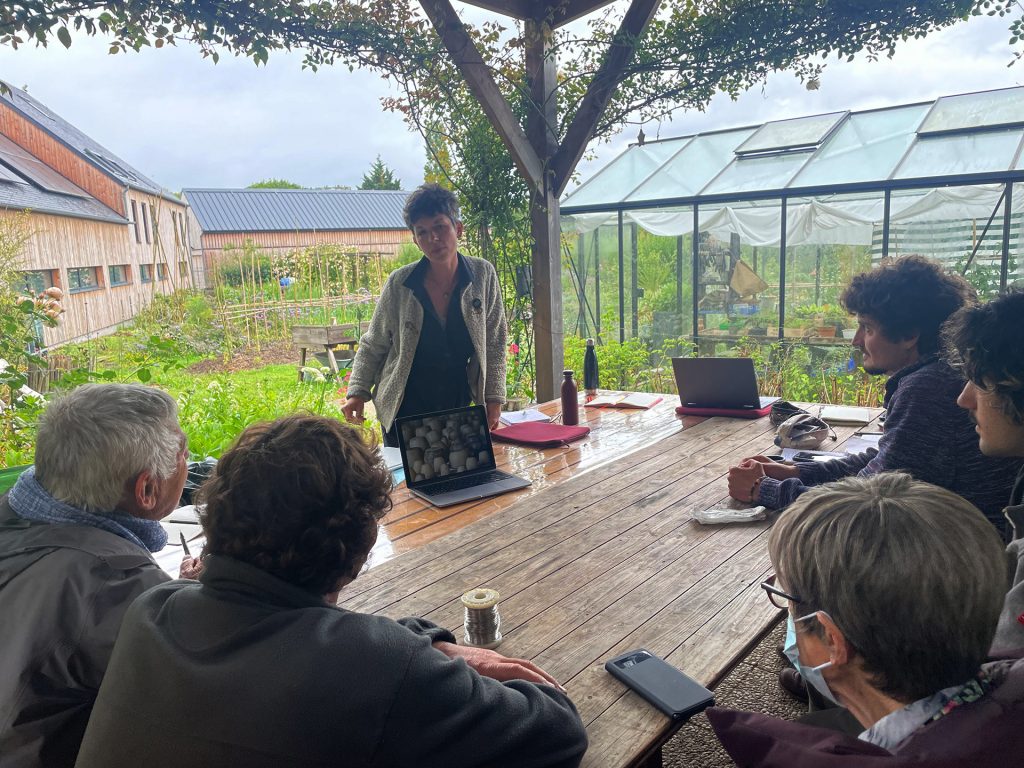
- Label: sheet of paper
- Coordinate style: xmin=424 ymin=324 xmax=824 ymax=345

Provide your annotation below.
xmin=380 ymin=446 xmax=404 ymax=471
xmin=500 ymin=408 xmax=551 ymax=425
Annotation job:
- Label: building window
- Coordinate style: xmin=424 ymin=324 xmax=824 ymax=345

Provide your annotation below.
xmin=141 ymin=203 xmax=151 ymax=244
xmin=130 ymin=201 xmax=141 ymax=243
xmin=171 ymin=211 xmax=181 ymax=247
xmin=157 ymin=263 xmax=167 ymax=281
xmin=140 ymin=264 xmax=154 ymax=283
xmin=108 ymin=264 xmax=131 ymax=286
xmin=20 ymin=269 xmax=56 ymax=294
xmin=178 ymin=212 xmax=187 ymax=246
xmin=151 ymin=213 xmax=158 ymax=241
xmin=68 ymin=266 xmax=101 ymax=293
xmin=178 ymin=261 xmax=189 ymax=278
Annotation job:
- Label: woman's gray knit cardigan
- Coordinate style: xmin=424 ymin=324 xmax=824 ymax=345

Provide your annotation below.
xmin=346 ymin=255 xmax=508 ymax=432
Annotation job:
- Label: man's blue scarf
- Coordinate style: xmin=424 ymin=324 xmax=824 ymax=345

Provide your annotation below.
xmin=8 ymin=466 xmax=167 ymax=552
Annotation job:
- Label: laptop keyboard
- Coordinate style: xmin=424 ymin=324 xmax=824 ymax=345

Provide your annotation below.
xmin=424 ymin=470 xmax=507 ymax=495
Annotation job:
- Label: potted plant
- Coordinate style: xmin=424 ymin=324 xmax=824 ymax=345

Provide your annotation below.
xmin=504 ymin=341 xmax=531 ymax=411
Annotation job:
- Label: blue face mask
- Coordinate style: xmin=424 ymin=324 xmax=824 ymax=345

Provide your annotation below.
xmin=784 ymin=612 xmax=839 ymax=705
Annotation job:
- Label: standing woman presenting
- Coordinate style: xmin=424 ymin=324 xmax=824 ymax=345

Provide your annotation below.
xmin=343 ymin=184 xmax=507 ymax=446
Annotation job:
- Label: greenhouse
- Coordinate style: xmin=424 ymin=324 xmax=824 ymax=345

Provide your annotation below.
xmin=559 ymin=86 xmax=1024 ymax=351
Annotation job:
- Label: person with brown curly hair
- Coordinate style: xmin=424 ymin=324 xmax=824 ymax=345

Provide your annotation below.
xmin=728 ymin=256 xmax=1019 ymax=531
xmin=945 ymin=289 xmax=1024 ymax=654
xmin=75 ymin=415 xmax=586 ymax=768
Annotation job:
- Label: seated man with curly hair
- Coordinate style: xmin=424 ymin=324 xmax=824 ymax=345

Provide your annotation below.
xmin=75 ymin=415 xmax=587 ymax=768
xmin=728 ymin=255 xmax=1019 ymax=532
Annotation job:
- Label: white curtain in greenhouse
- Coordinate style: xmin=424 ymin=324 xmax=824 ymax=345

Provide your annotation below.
xmin=562 ymin=183 xmax=1019 ymax=246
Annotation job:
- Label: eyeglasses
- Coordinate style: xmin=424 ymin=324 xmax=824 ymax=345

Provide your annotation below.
xmin=760 ymin=574 xmax=801 ymax=610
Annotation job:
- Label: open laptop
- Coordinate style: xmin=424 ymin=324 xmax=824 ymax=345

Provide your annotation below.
xmin=396 ymin=404 xmax=531 ymax=507
xmin=672 ymin=357 xmax=779 ymax=410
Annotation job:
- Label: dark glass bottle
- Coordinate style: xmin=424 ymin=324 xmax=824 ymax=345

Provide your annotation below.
xmin=583 ymin=338 xmax=599 ymax=399
xmin=560 ymin=369 xmax=579 ymax=426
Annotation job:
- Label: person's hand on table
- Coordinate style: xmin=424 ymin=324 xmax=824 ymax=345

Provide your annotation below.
xmin=342 ymin=396 xmax=366 ymax=424
xmin=744 ymin=455 xmax=801 ymax=481
xmin=179 ymin=556 xmax=203 ymax=580
xmin=486 ymin=402 xmax=502 ymax=430
xmin=433 ymin=641 xmax=565 ymax=691
xmin=728 ymin=459 xmax=769 ymax=503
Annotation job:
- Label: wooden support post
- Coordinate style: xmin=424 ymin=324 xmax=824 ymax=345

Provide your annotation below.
xmin=526 ymin=18 xmax=563 ymax=401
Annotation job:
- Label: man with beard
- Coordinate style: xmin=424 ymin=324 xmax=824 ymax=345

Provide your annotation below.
xmin=728 ymin=256 xmax=1018 ymax=531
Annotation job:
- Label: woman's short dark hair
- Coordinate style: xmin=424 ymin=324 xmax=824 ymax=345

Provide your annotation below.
xmin=403 ymin=183 xmax=460 ymax=229
xmin=769 ymin=473 xmax=1006 ymax=703
xmin=841 ymin=255 xmax=976 ymax=355
xmin=198 ymin=415 xmax=392 ymax=595
xmin=944 ymin=289 xmax=1024 ymax=424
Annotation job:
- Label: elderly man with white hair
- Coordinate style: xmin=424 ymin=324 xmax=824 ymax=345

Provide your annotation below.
xmin=0 ymin=384 xmax=195 ymax=767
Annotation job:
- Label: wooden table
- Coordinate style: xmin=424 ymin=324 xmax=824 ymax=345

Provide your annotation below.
xmin=292 ymin=324 xmax=360 ymax=380
xmin=342 ymin=398 xmax=880 ymax=767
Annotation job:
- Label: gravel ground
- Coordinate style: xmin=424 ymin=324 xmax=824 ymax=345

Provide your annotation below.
xmin=662 ymin=619 xmax=804 ymax=767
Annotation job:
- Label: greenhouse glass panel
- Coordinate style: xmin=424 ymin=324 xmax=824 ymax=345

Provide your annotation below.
xmin=626 ymin=128 xmax=755 ymax=202
xmin=735 ymin=112 xmax=846 ymax=154
xmin=784 ymin=193 xmax=881 ymax=344
xmin=889 ymin=183 xmax=1007 ymax=297
xmin=919 ymin=87 xmax=1024 ymax=134
xmin=702 ymin=151 xmax=812 ymax=195
xmin=561 ymin=139 xmax=686 ymax=208
xmin=893 ymin=129 xmax=1023 ymax=179
xmin=791 ymin=105 xmax=929 ymax=188
xmin=1007 ymin=183 xmax=1024 ymax=289
xmin=695 ymin=201 xmax=781 ymax=348
xmin=560 ymin=223 xmax=625 ymax=343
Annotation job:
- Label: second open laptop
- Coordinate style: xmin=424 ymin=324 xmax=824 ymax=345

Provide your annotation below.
xmin=395 ymin=404 xmax=531 ymax=507
xmin=672 ymin=357 xmax=779 ymax=411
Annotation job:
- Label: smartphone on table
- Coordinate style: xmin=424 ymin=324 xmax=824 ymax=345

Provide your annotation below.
xmin=605 ymin=649 xmax=714 ymax=720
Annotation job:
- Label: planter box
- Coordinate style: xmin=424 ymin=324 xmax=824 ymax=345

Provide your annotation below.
xmin=815 ymin=326 xmax=837 ymax=338
xmin=784 ymin=327 xmax=808 ymax=338
xmin=842 ymin=328 xmax=857 ymax=339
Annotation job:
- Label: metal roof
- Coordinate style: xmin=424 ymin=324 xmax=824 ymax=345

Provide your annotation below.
xmin=562 ymin=85 xmax=1024 ymax=214
xmin=183 ymin=188 xmax=410 ymax=233
xmin=0 ymin=83 xmax=170 ymax=199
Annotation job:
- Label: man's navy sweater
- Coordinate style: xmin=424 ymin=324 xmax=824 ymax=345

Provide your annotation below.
xmin=757 ymin=356 xmax=1022 ymax=531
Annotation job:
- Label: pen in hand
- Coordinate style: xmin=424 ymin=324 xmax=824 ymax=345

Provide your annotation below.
xmin=179 ymin=531 xmax=192 ymax=557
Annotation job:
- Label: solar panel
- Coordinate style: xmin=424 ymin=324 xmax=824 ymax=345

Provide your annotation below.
xmin=0 ymin=162 xmax=27 ymax=184
xmin=0 ymin=134 xmax=89 ymax=198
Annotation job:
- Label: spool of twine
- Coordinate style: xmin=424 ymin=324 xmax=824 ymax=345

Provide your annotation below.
xmin=461 ymin=587 xmax=502 ymax=649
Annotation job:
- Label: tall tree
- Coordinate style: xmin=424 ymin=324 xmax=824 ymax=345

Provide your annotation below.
xmin=359 ymin=156 xmax=402 ymax=190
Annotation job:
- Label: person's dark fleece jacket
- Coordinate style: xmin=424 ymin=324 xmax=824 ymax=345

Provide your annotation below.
xmin=75 ymin=555 xmax=587 ymax=768
xmin=707 ymin=655 xmax=1024 ymax=768
xmin=757 ymin=356 xmax=1021 ymax=531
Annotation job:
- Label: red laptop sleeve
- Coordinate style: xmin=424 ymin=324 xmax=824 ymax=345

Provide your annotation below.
xmin=675 ymin=405 xmax=772 ymax=419
xmin=490 ymin=422 xmax=591 ymax=447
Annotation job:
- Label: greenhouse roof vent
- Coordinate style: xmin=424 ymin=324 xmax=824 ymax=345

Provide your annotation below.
xmin=734 ymin=111 xmax=848 ymax=157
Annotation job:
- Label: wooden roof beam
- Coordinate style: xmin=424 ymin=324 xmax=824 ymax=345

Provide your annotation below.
xmin=420 ymin=0 xmax=545 ymax=193
xmin=457 ymin=0 xmax=617 ymax=28
xmin=551 ymin=0 xmax=661 ymax=195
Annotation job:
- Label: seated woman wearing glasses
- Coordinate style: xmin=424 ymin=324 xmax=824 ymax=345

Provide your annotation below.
xmin=708 ymin=472 xmax=1024 ymax=765
xmin=75 ymin=415 xmax=587 ymax=768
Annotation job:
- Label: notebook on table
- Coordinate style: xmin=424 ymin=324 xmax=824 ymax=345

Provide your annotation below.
xmin=672 ymin=357 xmax=779 ymax=418
xmin=396 ymin=404 xmax=531 ymax=507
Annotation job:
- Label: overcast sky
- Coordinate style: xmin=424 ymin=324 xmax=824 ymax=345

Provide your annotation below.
xmin=0 ymin=7 xmax=1020 ymax=195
